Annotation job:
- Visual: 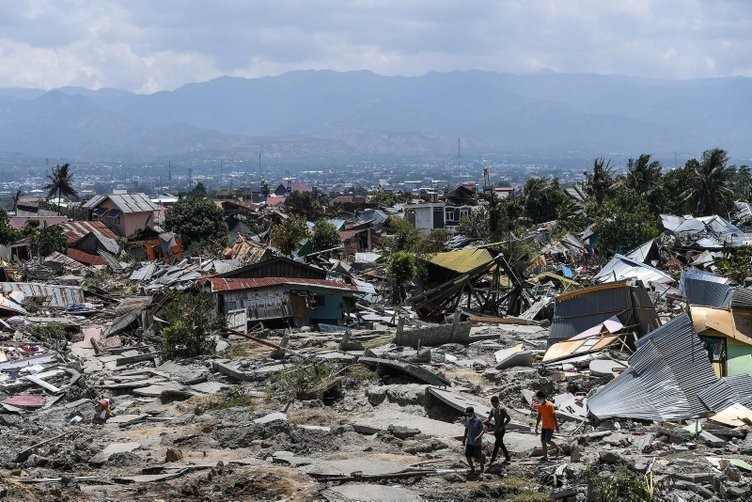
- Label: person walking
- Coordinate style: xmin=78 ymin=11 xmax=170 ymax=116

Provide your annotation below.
xmin=462 ymin=406 xmax=485 ymax=474
xmin=484 ymin=396 xmax=511 ymax=464
xmin=534 ymin=391 xmax=560 ymax=462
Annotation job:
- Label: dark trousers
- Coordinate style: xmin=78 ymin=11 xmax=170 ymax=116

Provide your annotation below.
xmin=490 ymin=429 xmax=510 ymax=462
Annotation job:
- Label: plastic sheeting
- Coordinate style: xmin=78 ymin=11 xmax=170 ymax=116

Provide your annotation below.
xmin=588 ymin=314 xmax=718 ymax=421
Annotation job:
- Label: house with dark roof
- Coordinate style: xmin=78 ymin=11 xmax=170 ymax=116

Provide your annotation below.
xmin=82 ymin=193 xmax=158 ymax=238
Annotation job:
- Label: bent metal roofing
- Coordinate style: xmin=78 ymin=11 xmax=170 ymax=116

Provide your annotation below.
xmin=204 ymin=277 xmax=358 ymax=293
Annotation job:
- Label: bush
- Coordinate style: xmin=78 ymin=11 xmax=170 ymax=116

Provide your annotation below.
xmin=160 ymin=291 xmax=223 ymax=360
xmin=266 ymin=362 xmax=334 ymax=402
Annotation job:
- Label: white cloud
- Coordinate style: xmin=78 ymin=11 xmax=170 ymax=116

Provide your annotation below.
xmin=0 ymin=0 xmax=750 ymax=91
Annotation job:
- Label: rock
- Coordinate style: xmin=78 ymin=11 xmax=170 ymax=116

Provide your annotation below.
xmin=365 ymin=386 xmax=387 ymax=406
xmin=670 ymin=480 xmax=715 ymax=498
xmin=165 ymin=448 xmax=183 ymax=463
xmin=700 ymin=431 xmax=726 ymax=448
xmin=740 ymin=433 xmax=752 ymax=455
xmin=598 ymin=450 xmax=624 ymax=465
xmin=387 ymin=424 xmax=421 ymax=439
xmin=402 ymin=439 xmax=448 ymax=454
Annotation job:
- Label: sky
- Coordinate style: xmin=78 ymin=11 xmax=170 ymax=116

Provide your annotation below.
xmin=0 ymin=0 xmax=750 ymax=93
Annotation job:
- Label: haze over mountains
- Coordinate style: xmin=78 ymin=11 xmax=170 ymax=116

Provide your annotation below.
xmin=0 ymin=70 xmax=750 ymax=163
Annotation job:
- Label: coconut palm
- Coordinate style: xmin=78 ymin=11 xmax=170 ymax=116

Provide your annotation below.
xmin=626 ymin=154 xmax=662 ymax=196
xmin=681 ymin=148 xmax=735 ymax=216
xmin=44 ymin=163 xmax=78 ymax=215
xmin=583 ymin=157 xmax=615 ymax=205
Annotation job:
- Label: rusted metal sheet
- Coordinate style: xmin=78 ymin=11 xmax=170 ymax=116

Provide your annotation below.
xmin=2 ymin=395 xmax=46 ymax=409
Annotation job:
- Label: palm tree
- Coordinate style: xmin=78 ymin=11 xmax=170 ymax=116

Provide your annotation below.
xmin=626 ymin=154 xmax=662 ymax=196
xmin=44 ymin=163 xmax=78 ymax=216
xmin=681 ymin=148 xmax=735 ymax=216
xmin=583 ymin=157 xmax=615 ymax=205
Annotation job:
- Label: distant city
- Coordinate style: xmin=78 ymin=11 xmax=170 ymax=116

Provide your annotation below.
xmin=0 ymin=150 xmax=689 ymax=203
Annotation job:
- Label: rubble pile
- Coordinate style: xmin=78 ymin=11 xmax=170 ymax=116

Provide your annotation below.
xmin=2 ymin=190 xmax=752 ymax=501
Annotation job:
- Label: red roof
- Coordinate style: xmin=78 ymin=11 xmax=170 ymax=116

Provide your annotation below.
xmin=265 ymin=196 xmax=286 ymax=207
xmin=66 ymin=248 xmax=107 ymax=266
xmin=2 ymin=394 xmax=46 ymax=408
xmin=60 ymin=220 xmax=119 ymax=243
xmin=224 ymin=199 xmax=261 ymax=212
xmin=204 ymin=277 xmax=358 ymax=293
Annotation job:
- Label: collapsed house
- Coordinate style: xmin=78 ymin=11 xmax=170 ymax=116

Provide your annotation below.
xmin=200 ymin=257 xmax=361 ymax=329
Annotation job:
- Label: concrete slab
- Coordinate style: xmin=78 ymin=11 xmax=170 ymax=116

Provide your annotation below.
xmin=253 ymin=412 xmax=288 ymax=425
xmin=90 ymin=442 xmax=141 ymax=465
xmin=132 ymin=383 xmax=183 ymax=397
xmin=299 ymin=458 xmax=409 ymax=477
xmin=352 ymin=410 xmax=458 ymax=439
xmin=190 ymin=381 xmax=230 ymax=394
xmin=322 ymin=483 xmax=422 ymax=502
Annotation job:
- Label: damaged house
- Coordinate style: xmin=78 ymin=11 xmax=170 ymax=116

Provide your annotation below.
xmin=82 ymin=193 xmax=158 ymax=238
xmin=200 ymin=257 xmax=360 ymax=329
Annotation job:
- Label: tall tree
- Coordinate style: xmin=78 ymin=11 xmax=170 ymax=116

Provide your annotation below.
xmin=44 ymin=163 xmax=78 ymax=215
xmin=284 ymin=191 xmax=324 ymax=221
xmin=593 ymin=189 xmax=659 ymax=255
xmin=681 ymin=148 xmax=735 ymax=216
xmin=165 ymin=196 xmax=229 ymax=250
xmin=583 ymin=158 xmax=615 ymax=205
xmin=626 ymin=154 xmax=662 ymax=196
xmin=522 ymin=177 xmax=566 ymax=224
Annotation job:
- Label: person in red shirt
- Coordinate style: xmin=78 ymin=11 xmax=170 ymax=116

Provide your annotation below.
xmin=534 ymin=390 xmax=559 ymax=461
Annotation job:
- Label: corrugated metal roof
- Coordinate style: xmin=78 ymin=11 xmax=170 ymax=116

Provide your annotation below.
xmin=66 ymin=248 xmax=107 ymax=266
xmin=731 ymin=287 xmax=752 ymax=309
xmin=61 ymin=220 xmax=119 ymax=242
xmin=0 ymin=294 xmax=27 ymax=315
xmin=549 ymin=283 xmax=659 ymax=344
xmin=594 ymin=254 xmax=673 ymax=285
xmin=129 ymin=262 xmax=157 ymax=281
xmin=588 ymin=314 xmax=718 ymax=421
xmin=105 ymin=309 xmax=141 ymax=337
xmin=83 ymin=193 xmax=157 ymax=213
xmin=625 ymin=239 xmax=656 ymax=263
xmin=698 ymin=374 xmax=752 ymax=412
xmin=354 ymin=252 xmax=381 ymax=263
xmin=427 ymin=248 xmax=494 ymax=274
xmin=45 ymin=251 xmax=86 ymax=271
xmin=0 ymin=282 xmax=84 ymax=308
xmin=679 ymin=269 xmax=733 ymax=307
xmin=205 ymin=277 xmax=358 ymax=293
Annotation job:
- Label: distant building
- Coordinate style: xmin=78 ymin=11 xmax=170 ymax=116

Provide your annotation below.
xmin=493 ymin=186 xmax=516 ymax=199
xmin=403 ymin=201 xmax=474 ymax=231
xmin=82 ymin=193 xmax=158 ymax=238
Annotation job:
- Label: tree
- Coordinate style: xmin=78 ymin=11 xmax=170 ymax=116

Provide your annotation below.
xmin=458 ymin=207 xmax=490 ymax=240
xmin=191 ymin=182 xmax=207 ymax=197
xmin=43 ymin=163 xmax=78 ymax=215
xmin=311 ymin=220 xmax=341 ymax=252
xmin=583 ymin=158 xmax=615 ymax=205
xmin=716 ymin=245 xmax=752 ymax=283
xmin=25 ymin=224 xmax=67 ymax=257
xmin=626 ymin=154 xmax=662 ymax=196
xmin=284 ymin=191 xmax=324 ymax=220
xmin=271 ymin=215 xmax=309 ymax=256
xmin=387 ymin=251 xmax=417 ymax=304
xmin=165 ymin=196 xmax=229 ymax=250
xmin=385 ymin=215 xmax=420 ymax=253
xmin=0 ymin=208 xmax=20 ymax=245
xmin=160 ymin=291 xmax=223 ymax=360
xmin=732 ymin=165 xmax=752 ymax=200
xmin=681 ymin=148 xmax=735 ymax=216
xmin=593 ymin=190 xmax=659 ymax=255
xmin=522 ymin=177 xmax=567 ymax=224
xmin=260 ymin=180 xmax=271 ymax=198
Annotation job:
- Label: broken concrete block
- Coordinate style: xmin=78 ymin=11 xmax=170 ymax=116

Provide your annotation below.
xmin=386 ymin=424 xmax=421 ymax=439
xmin=598 ymin=450 xmax=624 ymax=465
xmin=164 ymin=448 xmax=183 ymax=463
xmin=90 ymin=442 xmax=141 ymax=466
xmin=700 ymin=430 xmax=726 ymax=448
xmin=253 ymin=412 xmax=287 ymax=425
xmin=633 ymin=433 xmax=655 ymax=453
xmin=740 ymin=433 xmax=752 ymax=455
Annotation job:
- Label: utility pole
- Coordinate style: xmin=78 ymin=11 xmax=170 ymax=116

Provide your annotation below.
xmin=188 ymin=167 xmax=192 ymax=188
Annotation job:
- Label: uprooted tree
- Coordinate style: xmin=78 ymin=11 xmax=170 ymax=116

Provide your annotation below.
xmin=160 ymin=291 xmax=224 ymax=360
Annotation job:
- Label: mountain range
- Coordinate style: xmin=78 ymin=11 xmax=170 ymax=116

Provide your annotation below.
xmin=0 ymin=70 xmax=750 ymax=163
